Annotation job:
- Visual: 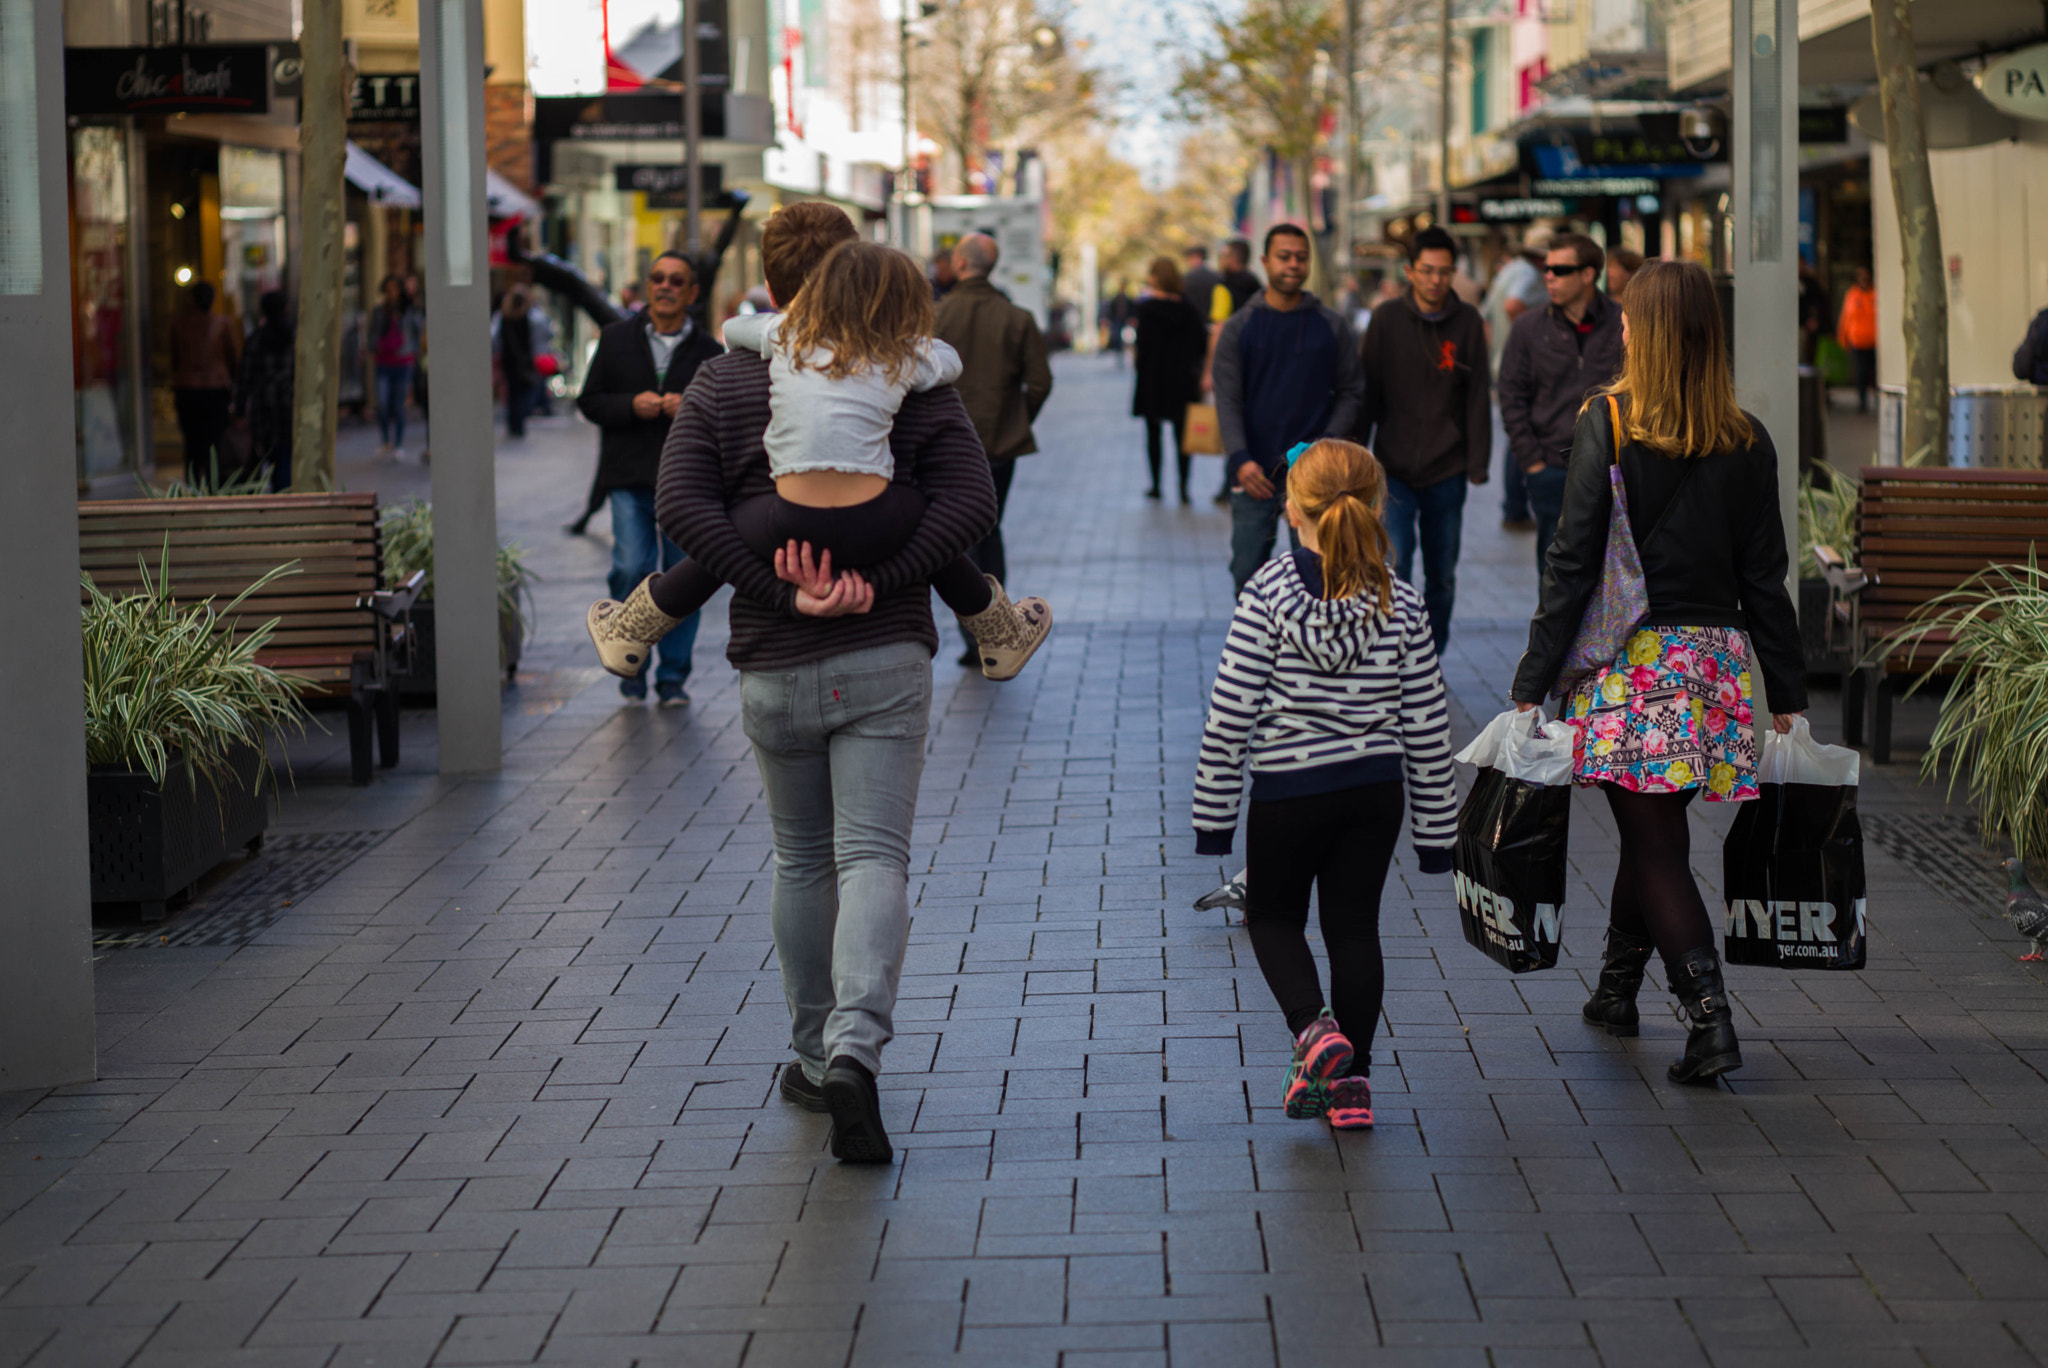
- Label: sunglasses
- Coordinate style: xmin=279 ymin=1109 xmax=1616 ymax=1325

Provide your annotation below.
xmin=1544 ymin=263 xmax=1591 ymax=276
xmin=647 ymin=271 xmax=691 ymax=286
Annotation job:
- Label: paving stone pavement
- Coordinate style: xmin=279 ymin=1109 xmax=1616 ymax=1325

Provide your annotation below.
xmin=13 ymin=355 xmax=2048 ymax=1368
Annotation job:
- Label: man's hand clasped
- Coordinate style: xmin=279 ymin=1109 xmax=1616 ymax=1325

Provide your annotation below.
xmin=775 ymin=540 xmax=875 ymax=617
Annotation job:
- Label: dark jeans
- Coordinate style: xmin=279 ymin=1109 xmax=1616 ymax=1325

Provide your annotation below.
xmin=1383 ymin=472 xmax=1467 ymax=653
xmin=1228 ymin=485 xmax=1300 ymax=596
xmin=375 ymin=362 xmax=414 ymax=447
xmin=173 ymin=387 xmax=232 ymax=484
xmin=1502 ymin=452 xmax=1530 ymax=521
xmin=1850 ymin=347 xmax=1877 ymax=412
xmin=1244 ymin=780 xmax=1404 ymax=1071
xmin=1143 ymin=414 xmax=1189 ymax=496
xmin=608 ymin=487 xmax=700 ymax=696
xmin=506 ymin=377 xmax=540 ymax=437
xmin=1526 ymin=464 xmax=1569 ymax=579
xmin=958 ymin=459 xmax=1018 ymax=651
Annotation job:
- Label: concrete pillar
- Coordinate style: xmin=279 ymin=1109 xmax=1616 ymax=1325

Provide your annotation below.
xmin=0 ymin=0 xmax=98 ymax=1089
xmin=420 ymin=0 xmax=503 ymax=773
xmin=1731 ymin=0 xmax=1801 ymax=710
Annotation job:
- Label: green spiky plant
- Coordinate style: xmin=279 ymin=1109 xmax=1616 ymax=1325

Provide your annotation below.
xmin=81 ymin=554 xmax=313 ymax=798
xmin=1798 ymin=462 xmax=1859 ymax=580
xmin=1882 ymin=549 xmax=2048 ymax=857
xmin=378 ymin=499 xmax=537 ymax=641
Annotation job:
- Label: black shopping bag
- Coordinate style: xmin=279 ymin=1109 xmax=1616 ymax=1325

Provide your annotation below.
xmin=1453 ymin=767 xmax=1571 ymax=973
xmin=1722 ymin=781 xmax=1867 ymax=970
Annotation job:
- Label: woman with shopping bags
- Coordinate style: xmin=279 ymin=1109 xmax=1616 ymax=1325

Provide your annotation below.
xmin=1510 ymin=259 xmax=1806 ymax=1085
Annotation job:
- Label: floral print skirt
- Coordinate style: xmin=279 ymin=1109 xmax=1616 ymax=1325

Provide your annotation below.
xmin=1560 ymin=626 xmax=1759 ymax=801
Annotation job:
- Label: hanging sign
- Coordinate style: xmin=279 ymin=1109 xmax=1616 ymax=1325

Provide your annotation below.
xmin=1978 ymin=43 xmax=2048 ymax=122
xmin=65 ymin=45 xmax=273 ymax=115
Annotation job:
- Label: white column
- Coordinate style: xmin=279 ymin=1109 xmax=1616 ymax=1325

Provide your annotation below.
xmin=0 ymin=0 xmax=98 ymax=1088
xmin=420 ymin=0 xmax=503 ymax=773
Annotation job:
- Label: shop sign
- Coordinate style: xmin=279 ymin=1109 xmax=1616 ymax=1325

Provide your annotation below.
xmin=1530 ymin=176 xmax=1661 ymax=197
xmin=1978 ymin=43 xmax=2048 ymax=122
xmin=615 ymin=163 xmax=723 ymax=203
xmin=1528 ymin=144 xmax=1702 ymax=183
xmin=1479 ymin=197 xmax=1577 ymax=222
xmin=65 ymin=45 xmax=272 ymax=116
xmin=1799 ymin=106 xmax=1849 ymax=143
xmin=534 ymin=93 xmax=727 ymax=145
xmin=351 ymin=72 xmax=420 ymax=121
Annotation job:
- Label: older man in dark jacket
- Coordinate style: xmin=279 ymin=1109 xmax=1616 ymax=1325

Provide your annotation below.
xmin=576 ymin=250 xmax=723 ymax=704
xmin=1497 ymin=232 xmax=1625 ymax=573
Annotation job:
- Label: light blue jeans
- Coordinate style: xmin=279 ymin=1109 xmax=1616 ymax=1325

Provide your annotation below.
xmin=608 ymin=487 xmax=699 ymax=695
xmin=740 ymin=641 xmax=930 ymax=1081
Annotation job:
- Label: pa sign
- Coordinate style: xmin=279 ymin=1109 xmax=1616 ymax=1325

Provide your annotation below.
xmin=1978 ymin=43 xmax=2048 ymax=121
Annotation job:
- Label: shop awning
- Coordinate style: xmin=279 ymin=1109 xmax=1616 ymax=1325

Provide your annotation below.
xmin=487 ymin=170 xmax=541 ymax=221
xmin=344 ymin=141 xmax=421 ymax=208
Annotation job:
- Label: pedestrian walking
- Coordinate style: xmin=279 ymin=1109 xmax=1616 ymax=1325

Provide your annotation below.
xmin=367 ymin=274 xmax=421 ymax=459
xmin=1484 ymin=228 xmax=1552 ymax=530
xmin=1356 ymin=225 xmax=1491 ymax=654
xmin=588 ymin=240 xmax=1050 ymax=683
xmin=1131 ymin=255 xmax=1207 ymax=503
xmin=169 ymin=280 xmax=239 ymax=486
xmin=492 ymin=286 xmax=539 ymax=438
xmin=1798 ymin=259 xmax=1831 ymax=367
xmin=574 ymin=249 xmax=720 ymax=705
xmin=1838 ymin=266 xmax=1878 ymax=413
xmin=232 ymin=289 xmax=295 ymax=492
xmin=930 ymin=249 xmax=958 ymax=302
xmin=1192 ymin=438 xmax=1456 ymax=1130
xmin=1497 ymin=232 xmax=1625 ymax=571
xmin=657 ymin=201 xmax=1000 ymax=1164
xmin=1510 ymin=258 xmax=1806 ymax=1086
xmin=1214 ymin=224 xmax=1364 ymax=596
xmin=1181 ymin=245 xmax=1222 ymax=321
xmin=1606 ymin=247 xmax=1643 ymax=301
xmin=1205 ymin=238 xmax=1265 ymax=504
xmin=935 ymin=232 xmax=1055 ymax=668
xmin=1100 ymin=283 xmax=1133 ymax=370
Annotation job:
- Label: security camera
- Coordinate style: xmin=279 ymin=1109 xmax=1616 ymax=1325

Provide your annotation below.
xmin=1680 ymin=107 xmax=1721 ymax=160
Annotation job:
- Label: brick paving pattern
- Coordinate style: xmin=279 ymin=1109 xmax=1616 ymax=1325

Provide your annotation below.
xmin=8 ymin=357 xmax=2048 ymax=1367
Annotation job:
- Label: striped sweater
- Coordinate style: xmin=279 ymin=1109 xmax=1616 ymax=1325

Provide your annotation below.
xmin=655 ymin=350 xmax=998 ymax=671
xmin=1192 ymin=554 xmax=1457 ymax=856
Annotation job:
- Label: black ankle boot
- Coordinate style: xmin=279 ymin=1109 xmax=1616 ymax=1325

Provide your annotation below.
xmin=1582 ymin=926 xmax=1655 ymax=1037
xmin=1665 ymin=946 xmax=1742 ymax=1086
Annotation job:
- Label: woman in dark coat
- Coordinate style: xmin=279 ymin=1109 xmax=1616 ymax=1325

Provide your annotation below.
xmin=1130 ymin=256 xmax=1208 ymax=503
xmin=233 ymin=290 xmax=295 ymax=491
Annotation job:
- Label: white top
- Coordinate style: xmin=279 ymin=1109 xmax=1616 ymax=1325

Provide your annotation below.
xmin=723 ymin=313 xmax=963 ymax=480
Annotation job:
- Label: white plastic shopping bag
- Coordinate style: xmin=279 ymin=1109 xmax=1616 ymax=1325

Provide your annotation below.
xmin=1754 ymin=715 xmax=1860 ymax=789
xmin=1453 ymin=706 xmax=1576 ymax=786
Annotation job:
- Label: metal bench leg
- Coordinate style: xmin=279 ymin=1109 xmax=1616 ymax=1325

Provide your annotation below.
xmin=346 ymin=696 xmax=374 ymax=785
xmin=1871 ymin=674 xmax=1895 ymax=766
xmin=376 ymin=686 xmax=401 ymax=769
xmin=1842 ymin=667 xmax=1866 ymax=747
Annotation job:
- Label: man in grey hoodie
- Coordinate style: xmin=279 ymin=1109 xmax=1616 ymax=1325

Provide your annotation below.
xmin=1212 ymin=225 xmax=1365 ymax=595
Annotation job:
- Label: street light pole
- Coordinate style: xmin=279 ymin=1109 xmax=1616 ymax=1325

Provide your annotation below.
xmin=1435 ymin=0 xmax=1451 ymax=227
xmin=1339 ymin=0 xmax=1357 ymax=280
xmin=899 ymin=0 xmax=911 ymax=246
xmin=683 ymin=0 xmax=702 ymax=253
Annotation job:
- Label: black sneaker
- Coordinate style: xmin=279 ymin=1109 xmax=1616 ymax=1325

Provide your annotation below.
xmin=779 ymin=1062 xmax=828 ymax=1113
xmin=822 ymin=1056 xmax=892 ymax=1164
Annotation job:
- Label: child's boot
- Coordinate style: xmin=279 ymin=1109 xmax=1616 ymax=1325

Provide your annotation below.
xmin=958 ymin=575 xmax=1052 ymax=681
xmin=586 ymin=576 xmax=683 ymax=679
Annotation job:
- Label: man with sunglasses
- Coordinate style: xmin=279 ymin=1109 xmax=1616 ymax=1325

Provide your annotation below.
xmin=1356 ymin=225 xmax=1491 ymax=654
xmin=576 ymin=250 xmax=722 ymax=704
xmin=1495 ymin=231 xmax=1624 ymax=574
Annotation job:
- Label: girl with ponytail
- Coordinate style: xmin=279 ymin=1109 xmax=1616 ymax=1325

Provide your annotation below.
xmin=1193 ymin=439 xmax=1458 ymax=1130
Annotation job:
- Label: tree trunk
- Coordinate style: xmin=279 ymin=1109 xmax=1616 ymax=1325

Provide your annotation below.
xmin=1870 ymin=0 xmax=1947 ymax=466
xmin=291 ymin=0 xmax=349 ymax=491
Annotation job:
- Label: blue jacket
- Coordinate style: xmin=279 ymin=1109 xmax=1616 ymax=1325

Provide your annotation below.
xmin=1211 ymin=291 xmax=1363 ymax=482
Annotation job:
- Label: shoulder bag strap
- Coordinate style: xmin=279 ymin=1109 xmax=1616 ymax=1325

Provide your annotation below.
xmin=1610 ymin=395 xmax=1700 ymax=548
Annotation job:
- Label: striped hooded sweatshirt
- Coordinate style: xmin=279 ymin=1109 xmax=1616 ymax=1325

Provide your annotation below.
xmin=1193 ymin=552 xmax=1457 ymax=859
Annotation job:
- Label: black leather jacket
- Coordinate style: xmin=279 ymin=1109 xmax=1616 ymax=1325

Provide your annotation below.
xmin=1512 ymin=400 xmax=1808 ymax=710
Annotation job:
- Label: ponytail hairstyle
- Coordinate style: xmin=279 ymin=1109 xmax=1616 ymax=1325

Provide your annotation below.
xmin=1287 ymin=439 xmax=1394 ymax=612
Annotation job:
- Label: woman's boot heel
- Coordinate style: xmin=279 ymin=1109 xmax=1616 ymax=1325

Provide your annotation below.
xmin=1666 ymin=946 xmax=1743 ymax=1086
xmin=1582 ymin=926 xmax=1654 ymax=1038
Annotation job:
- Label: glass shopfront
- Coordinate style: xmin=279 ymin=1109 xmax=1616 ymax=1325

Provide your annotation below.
xmin=69 ymin=125 xmax=141 ymax=485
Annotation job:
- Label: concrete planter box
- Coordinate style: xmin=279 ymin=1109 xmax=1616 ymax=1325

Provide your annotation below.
xmin=87 ymin=743 xmax=270 ymax=921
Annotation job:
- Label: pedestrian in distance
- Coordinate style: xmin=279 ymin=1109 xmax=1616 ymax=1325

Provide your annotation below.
xmin=1482 ymin=227 xmax=1551 ymax=530
xmin=1797 ymin=258 xmax=1831 ymax=367
xmin=1205 ymin=238 xmax=1265 ymax=503
xmin=935 ymin=231 xmax=1055 ymax=668
xmin=367 ymin=274 xmax=421 ymax=460
xmin=1180 ymin=244 xmax=1222 ymax=323
xmin=1212 ymin=223 xmax=1364 ymax=596
xmin=588 ymin=240 xmax=1052 ymax=684
xmin=1838 ymin=266 xmax=1878 ymax=413
xmin=657 ymin=201 xmax=1002 ymax=1164
xmin=1357 ymin=224 xmax=1492 ymax=655
xmin=1100 ymin=282 xmax=1134 ymax=370
xmin=1511 ymin=258 xmax=1807 ymax=1086
xmin=491 ymin=285 xmax=539 ymax=439
xmin=233 ymin=289 xmax=295 ymax=492
xmin=1130 ymin=255 xmax=1208 ymax=504
xmin=575 ymin=249 xmax=720 ymax=706
xmin=1192 ymin=438 xmax=1457 ymax=1131
xmin=169 ymin=279 xmax=239 ymax=486
xmin=1497 ymin=231 xmax=1625 ymax=574
xmin=1606 ymin=247 xmax=1644 ymax=302
xmin=929 ymin=249 xmax=958 ymax=302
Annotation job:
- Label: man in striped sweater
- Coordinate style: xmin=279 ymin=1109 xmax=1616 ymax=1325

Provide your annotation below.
xmin=657 ymin=203 xmax=998 ymax=1163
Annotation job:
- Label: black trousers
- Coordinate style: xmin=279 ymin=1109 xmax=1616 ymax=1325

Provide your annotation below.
xmin=1144 ymin=414 xmax=1189 ymax=496
xmin=173 ymin=387 xmax=233 ymax=484
xmin=1243 ymin=780 xmax=1404 ymax=1071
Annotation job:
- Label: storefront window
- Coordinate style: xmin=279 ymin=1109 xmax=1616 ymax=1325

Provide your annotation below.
xmin=219 ymin=146 xmax=287 ymax=325
xmin=69 ymin=125 xmax=138 ymax=483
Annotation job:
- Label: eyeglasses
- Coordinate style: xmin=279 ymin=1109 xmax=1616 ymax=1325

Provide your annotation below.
xmin=647 ymin=271 xmax=691 ymax=286
xmin=1410 ymin=264 xmax=1455 ymax=279
xmin=1544 ymin=263 xmax=1591 ymax=276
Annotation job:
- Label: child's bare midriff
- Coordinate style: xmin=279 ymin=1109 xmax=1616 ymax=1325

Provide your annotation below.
xmin=775 ymin=470 xmax=890 ymax=507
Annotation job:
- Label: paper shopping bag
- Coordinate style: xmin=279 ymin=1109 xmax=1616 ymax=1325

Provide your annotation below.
xmin=1183 ymin=403 xmax=1223 ymax=455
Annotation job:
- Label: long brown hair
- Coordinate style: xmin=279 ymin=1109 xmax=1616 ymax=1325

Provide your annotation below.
xmin=1592 ymin=258 xmax=1754 ymax=457
xmin=1289 ymin=439 xmax=1394 ymax=611
xmin=779 ymin=240 xmax=934 ymax=384
xmin=1147 ymin=255 xmax=1183 ymax=295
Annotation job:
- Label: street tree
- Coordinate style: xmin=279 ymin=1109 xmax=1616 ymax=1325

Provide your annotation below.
xmin=916 ymin=0 xmax=1095 ymax=194
xmin=1870 ymin=0 xmax=1948 ymax=464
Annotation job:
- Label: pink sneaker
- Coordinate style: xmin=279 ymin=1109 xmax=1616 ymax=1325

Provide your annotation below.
xmin=1326 ymin=1076 xmax=1373 ymax=1129
xmin=1282 ymin=1010 xmax=1353 ymax=1118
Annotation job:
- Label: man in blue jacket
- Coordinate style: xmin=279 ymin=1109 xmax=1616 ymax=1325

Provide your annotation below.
xmin=1212 ymin=224 xmax=1365 ymax=595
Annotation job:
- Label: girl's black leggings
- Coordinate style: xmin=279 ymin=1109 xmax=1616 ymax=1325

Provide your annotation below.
xmin=647 ymin=485 xmax=992 ymax=619
xmin=1601 ymin=783 xmax=1715 ymax=964
xmin=1143 ymin=415 xmax=1189 ymax=495
xmin=1243 ymin=780 xmax=1404 ymax=1074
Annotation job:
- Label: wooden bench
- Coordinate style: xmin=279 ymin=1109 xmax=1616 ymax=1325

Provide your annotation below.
xmin=78 ymin=492 xmax=424 ymax=785
xmin=1818 ymin=467 xmax=2048 ymax=763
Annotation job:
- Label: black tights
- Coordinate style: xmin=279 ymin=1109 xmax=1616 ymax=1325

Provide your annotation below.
xmin=1243 ymin=781 xmax=1403 ymax=1075
xmin=647 ymin=485 xmax=993 ymax=619
xmin=1143 ymin=415 xmax=1189 ymax=496
xmin=1602 ymin=784 xmax=1714 ymax=963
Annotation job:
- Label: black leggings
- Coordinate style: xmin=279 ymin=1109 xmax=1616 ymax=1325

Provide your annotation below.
xmin=1143 ymin=415 xmax=1189 ymax=495
xmin=646 ymin=485 xmax=993 ymax=619
xmin=1602 ymin=784 xmax=1714 ymax=964
xmin=1243 ymin=780 xmax=1404 ymax=1074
